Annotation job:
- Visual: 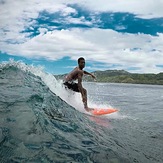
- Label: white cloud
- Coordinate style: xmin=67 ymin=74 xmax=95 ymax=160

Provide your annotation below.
xmin=1 ymin=28 xmax=163 ymax=73
xmin=64 ymin=16 xmax=92 ymax=25
xmin=60 ymin=6 xmax=77 ymax=16
xmin=0 ymin=0 xmax=162 ymax=44
xmin=62 ymin=0 xmax=163 ymax=19
xmin=0 ymin=0 xmax=163 ymax=73
xmin=0 ymin=0 xmax=76 ymax=43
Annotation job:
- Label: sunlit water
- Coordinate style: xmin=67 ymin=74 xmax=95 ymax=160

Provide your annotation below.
xmin=0 ymin=61 xmax=163 ymax=163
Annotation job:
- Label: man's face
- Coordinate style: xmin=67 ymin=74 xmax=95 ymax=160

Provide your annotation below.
xmin=79 ymin=59 xmax=85 ymax=69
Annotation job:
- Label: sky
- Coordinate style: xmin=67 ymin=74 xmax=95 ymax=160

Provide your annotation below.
xmin=0 ymin=0 xmax=163 ymax=74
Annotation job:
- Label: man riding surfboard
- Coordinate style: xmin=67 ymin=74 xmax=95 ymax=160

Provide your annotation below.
xmin=63 ymin=57 xmax=96 ymax=111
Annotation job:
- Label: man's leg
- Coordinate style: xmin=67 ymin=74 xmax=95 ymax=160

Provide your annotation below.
xmin=83 ymin=88 xmax=88 ymax=109
xmin=65 ymin=83 xmax=92 ymax=111
xmin=83 ymin=88 xmax=94 ymax=112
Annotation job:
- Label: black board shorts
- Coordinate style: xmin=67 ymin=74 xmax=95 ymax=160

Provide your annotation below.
xmin=63 ymin=81 xmax=80 ymax=92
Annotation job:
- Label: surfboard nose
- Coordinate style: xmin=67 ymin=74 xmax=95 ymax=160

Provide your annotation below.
xmin=90 ymin=108 xmax=118 ymax=116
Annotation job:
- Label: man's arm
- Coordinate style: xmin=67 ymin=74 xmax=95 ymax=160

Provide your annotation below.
xmin=84 ymin=70 xmax=96 ymax=79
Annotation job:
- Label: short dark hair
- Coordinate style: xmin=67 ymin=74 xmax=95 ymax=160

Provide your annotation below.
xmin=78 ymin=57 xmax=85 ymax=64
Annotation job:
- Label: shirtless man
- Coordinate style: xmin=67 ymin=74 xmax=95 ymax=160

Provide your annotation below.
xmin=63 ymin=57 xmax=96 ymax=111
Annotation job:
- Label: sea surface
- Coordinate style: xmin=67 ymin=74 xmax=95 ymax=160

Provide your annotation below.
xmin=0 ymin=61 xmax=163 ymax=163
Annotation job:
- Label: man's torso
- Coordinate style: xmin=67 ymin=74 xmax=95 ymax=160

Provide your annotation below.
xmin=64 ymin=67 xmax=83 ymax=82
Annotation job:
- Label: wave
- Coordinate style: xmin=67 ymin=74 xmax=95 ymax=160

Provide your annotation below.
xmin=0 ymin=61 xmax=133 ymax=163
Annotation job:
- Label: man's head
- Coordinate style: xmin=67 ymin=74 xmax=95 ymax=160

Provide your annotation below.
xmin=78 ymin=57 xmax=85 ymax=69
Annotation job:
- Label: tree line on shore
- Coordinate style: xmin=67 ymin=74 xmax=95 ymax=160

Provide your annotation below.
xmin=54 ymin=70 xmax=163 ymax=85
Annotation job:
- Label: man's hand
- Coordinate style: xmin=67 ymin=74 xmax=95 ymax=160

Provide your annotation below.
xmin=91 ymin=74 xmax=96 ymax=81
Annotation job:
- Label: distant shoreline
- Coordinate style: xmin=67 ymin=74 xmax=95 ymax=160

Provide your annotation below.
xmin=54 ymin=70 xmax=163 ymax=85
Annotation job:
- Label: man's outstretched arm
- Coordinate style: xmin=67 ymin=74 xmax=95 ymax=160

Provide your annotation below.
xmin=84 ymin=71 xmax=96 ymax=79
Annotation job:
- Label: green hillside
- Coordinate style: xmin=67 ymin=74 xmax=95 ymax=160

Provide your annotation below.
xmin=54 ymin=70 xmax=163 ymax=85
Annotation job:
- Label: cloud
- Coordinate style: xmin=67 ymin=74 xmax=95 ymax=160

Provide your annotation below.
xmin=64 ymin=16 xmax=92 ymax=26
xmin=0 ymin=0 xmax=163 ymax=73
xmin=0 ymin=0 xmax=76 ymax=43
xmin=63 ymin=0 xmax=163 ymax=19
xmin=0 ymin=0 xmax=162 ymax=43
xmin=1 ymin=28 xmax=163 ymax=73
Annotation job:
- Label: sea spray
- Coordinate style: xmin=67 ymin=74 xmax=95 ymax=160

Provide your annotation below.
xmin=0 ymin=60 xmax=120 ymax=115
xmin=0 ymin=60 xmax=88 ymax=113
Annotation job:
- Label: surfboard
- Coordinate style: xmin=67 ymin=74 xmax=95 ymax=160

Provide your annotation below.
xmin=90 ymin=108 xmax=118 ymax=116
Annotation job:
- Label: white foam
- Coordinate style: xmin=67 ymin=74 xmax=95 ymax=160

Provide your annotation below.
xmin=0 ymin=61 xmax=127 ymax=118
xmin=0 ymin=60 xmax=85 ymax=113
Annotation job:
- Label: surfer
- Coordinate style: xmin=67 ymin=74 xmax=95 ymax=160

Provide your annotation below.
xmin=63 ymin=57 xmax=96 ymax=111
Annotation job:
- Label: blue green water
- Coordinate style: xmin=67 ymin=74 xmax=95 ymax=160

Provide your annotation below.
xmin=0 ymin=61 xmax=163 ymax=163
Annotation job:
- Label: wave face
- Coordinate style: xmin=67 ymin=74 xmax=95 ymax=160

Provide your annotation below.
xmin=0 ymin=61 xmax=152 ymax=163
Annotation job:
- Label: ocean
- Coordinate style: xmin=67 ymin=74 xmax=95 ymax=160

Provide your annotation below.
xmin=0 ymin=61 xmax=163 ymax=163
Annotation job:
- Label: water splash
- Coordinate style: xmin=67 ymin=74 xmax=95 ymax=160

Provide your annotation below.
xmin=0 ymin=60 xmax=121 ymax=117
xmin=0 ymin=60 xmax=86 ymax=112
